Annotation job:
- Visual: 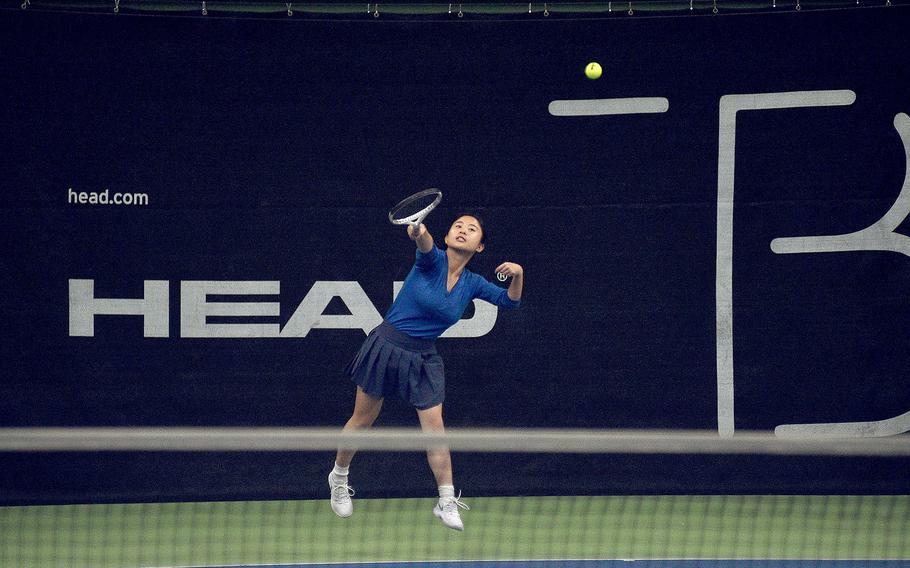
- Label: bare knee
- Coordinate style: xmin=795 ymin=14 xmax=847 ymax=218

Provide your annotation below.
xmin=345 ymin=388 xmax=382 ymax=429
xmin=417 ymin=405 xmax=445 ymax=432
xmin=348 ymin=409 xmax=379 ymax=429
xmin=422 ymin=418 xmax=444 ymax=432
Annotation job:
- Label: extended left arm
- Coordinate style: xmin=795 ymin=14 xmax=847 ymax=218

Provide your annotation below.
xmin=496 ymin=262 xmax=524 ymax=301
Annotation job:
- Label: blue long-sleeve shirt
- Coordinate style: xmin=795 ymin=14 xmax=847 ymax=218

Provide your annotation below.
xmin=385 ymin=245 xmax=520 ymax=339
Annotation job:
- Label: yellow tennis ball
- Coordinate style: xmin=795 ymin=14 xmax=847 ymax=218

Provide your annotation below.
xmin=585 ymin=62 xmax=602 ymax=80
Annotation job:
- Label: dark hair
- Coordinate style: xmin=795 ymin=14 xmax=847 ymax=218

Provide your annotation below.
xmin=453 ymin=212 xmax=487 ymax=244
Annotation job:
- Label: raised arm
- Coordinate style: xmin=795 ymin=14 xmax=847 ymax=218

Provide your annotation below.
xmin=407 ymin=223 xmax=434 ymax=253
xmin=495 ymin=262 xmax=524 ymax=302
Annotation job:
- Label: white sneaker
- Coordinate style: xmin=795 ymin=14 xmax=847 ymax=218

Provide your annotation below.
xmin=432 ymin=491 xmax=469 ymax=531
xmin=328 ymin=472 xmax=354 ymax=518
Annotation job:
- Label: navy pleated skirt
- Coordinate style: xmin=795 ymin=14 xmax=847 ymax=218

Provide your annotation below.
xmin=343 ymin=321 xmax=445 ymax=410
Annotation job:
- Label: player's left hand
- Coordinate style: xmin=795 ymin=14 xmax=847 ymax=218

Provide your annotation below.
xmin=495 ymin=262 xmax=523 ymax=278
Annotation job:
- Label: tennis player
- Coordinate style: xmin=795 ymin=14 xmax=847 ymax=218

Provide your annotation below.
xmin=328 ymin=213 xmax=523 ymax=530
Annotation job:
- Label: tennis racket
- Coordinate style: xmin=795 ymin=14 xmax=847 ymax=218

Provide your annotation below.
xmin=388 ymin=188 xmax=443 ymax=232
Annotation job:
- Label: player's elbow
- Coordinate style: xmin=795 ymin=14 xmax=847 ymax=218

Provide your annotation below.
xmin=503 ymin=294 xmax=521 ymax=307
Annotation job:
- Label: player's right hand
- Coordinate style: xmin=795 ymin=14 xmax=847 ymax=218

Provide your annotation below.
xmin=407 ymin=223 xmax=424 ymax=240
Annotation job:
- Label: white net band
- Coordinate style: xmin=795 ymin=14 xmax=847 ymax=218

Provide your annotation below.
xmin=2 ymin=427 xmax=908 ymax=455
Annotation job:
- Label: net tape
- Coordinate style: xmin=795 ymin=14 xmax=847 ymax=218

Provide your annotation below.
xmin=2 ymin=427 xmax=909 ymax=455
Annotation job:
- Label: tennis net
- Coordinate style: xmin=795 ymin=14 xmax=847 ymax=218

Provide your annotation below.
xmin=1 ymin=427 xmax=908 ymax=568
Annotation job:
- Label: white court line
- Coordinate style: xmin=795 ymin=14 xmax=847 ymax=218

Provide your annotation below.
xmin=156 ymin=559 xmax=910 ymax=568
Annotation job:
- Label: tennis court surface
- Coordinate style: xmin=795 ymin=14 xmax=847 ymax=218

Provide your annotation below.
xmin=2 ymin=495 xmax=907 ymax=567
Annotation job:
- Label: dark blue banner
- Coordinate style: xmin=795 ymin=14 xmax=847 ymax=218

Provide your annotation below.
xmin=1 ymin=7 xmax=908 ymax=502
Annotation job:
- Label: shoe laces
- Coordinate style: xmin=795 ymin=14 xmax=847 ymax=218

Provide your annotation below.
xmin=440 ymin=491 xmax=470 ymax=513
xmin=331 ymin=482 xmax=355 ymax=501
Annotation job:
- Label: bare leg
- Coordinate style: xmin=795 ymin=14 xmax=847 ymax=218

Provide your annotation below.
xmin=335 ymin=387 xmax=383 ymax=468
xmin=416 ymin=403 xmax=453 ymax=487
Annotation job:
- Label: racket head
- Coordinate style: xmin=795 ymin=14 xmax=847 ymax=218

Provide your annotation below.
xmin=388 ymin=188 xmax=443 ymax=226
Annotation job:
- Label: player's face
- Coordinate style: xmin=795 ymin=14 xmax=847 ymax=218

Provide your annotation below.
xmin=445 ymin=216 xmax=484 ymax=253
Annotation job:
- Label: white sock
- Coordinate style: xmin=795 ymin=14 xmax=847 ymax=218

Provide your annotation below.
xmin=438 ymin=485 xmax=455 ymax=500
xmin=332 ymin=463 xmax=349 ymax=480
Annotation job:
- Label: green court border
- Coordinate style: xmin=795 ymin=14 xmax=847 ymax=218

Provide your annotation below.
xmin=2 ymin=495 xmax=908 ymax=568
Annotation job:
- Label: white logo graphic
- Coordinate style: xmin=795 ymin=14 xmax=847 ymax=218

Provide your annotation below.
xmin=69 ymin=280 xmax=498 ymax=339
xmin=551 ymin=91 xmax=910 ymax=439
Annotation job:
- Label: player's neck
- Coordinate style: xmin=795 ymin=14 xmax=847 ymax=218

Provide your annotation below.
xmin=446 ymin=247 xmax=472 ymax=276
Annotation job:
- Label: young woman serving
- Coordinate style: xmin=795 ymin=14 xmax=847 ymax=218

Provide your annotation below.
xmin=328 ymin=214 xmax=523 ymax=531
